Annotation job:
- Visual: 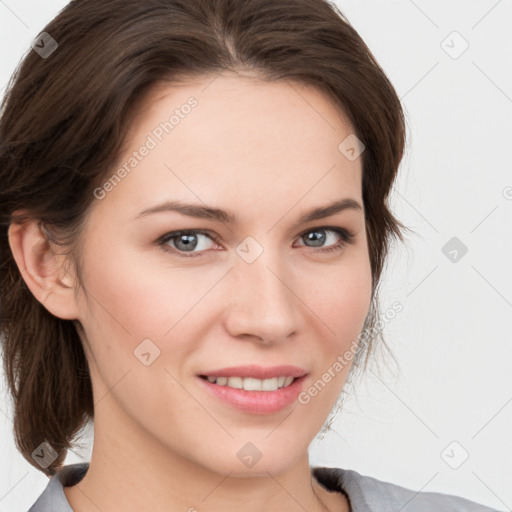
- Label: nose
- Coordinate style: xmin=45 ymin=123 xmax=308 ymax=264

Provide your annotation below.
xmin=223 ymin=251 xmax=300 ymax=346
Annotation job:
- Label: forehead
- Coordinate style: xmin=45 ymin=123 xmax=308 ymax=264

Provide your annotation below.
xmin=93 ymin=72 xmax=364 ymax=222
xmin=129 ymin=71 xmax=357 ymax=159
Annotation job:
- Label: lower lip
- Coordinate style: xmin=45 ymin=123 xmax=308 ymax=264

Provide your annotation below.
xmin=197 ymin=375 xmax=307 ymax=414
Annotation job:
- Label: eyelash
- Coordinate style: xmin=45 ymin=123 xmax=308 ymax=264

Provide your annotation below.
xmin=157 ymin=226 xmax=356 ymax=259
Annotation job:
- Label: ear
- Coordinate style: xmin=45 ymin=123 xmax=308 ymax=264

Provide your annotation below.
xmin=7 ymin=217 xmax=82 ymax=320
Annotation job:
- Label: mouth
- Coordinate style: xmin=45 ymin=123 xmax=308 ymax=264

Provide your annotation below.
xmin=196 ymin=365 xmax=308 ymax=414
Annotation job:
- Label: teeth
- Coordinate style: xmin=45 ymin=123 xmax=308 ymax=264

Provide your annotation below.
xmin=205 ymin=375 xmax=296 ymax=391
xmin=283 ymin=376 xmax=294 ymax=387
xmin=226 ymin=376 xmax=243 ymax=389
xmin=242 ymin=377 xmax=262 ymax=390
xmin=262 ymin=377 xmax=278 ymax=391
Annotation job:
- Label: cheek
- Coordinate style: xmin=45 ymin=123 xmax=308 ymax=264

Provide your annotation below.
xmin=79 ymin=239 xmax=208 ymax=338
xmin=312 ymin=254 xmax=373 ymax=343
xmin=75 ymin=246 xmax=198 ymax=420
xmin=77 ymin=241 xmax=227 ymax=395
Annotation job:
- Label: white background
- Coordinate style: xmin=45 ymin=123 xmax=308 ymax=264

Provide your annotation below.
xmin=1 ymin=1 xmax=511 ymax=510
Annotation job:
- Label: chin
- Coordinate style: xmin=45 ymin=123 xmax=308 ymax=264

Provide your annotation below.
xmin=205 ymin=440 xmax=307 ymax=478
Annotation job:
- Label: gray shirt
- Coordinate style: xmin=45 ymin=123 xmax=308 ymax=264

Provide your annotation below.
xmin=27 ymin=463 xmax=502 ymax=511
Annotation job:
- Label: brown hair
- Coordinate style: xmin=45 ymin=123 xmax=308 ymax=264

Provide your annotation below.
xmin=0 ymin=0 xmax=409 ymax=476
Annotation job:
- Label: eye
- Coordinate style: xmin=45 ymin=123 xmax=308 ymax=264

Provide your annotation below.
xmin=158 ymin=230 xmax=220 ymax=258
xmin=295 ymin=226 xmax=355 ymax=254
xmin=157 ymin=226 xmax=355 ymax=258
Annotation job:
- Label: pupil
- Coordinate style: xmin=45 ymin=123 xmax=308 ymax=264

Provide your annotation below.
xmin=307 ymin=230 xmax=325 ymax=247
xmin=177 ymin=234 xmax=197 ymax=251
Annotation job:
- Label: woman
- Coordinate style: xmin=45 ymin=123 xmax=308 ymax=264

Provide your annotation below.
xmin=0 ymin=0 xmax=502 ymax=510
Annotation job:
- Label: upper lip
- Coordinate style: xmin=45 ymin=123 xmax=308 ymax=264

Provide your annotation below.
xmin=199 ymin=365 xmax=308 ymax=379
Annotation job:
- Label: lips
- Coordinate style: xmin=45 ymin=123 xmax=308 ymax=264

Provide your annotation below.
xmin=196 ymin=365 xmax=308 ymax=414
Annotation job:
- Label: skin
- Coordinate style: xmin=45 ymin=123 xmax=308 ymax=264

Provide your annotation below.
xmin=9 ymin=71 xmax=372 ymax=511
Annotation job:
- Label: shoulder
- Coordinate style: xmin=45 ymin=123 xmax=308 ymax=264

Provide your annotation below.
xmin=312 ymin=466 xmax=503 ymax=512
xmin=27 ymin=463 xmax=88 ymax=512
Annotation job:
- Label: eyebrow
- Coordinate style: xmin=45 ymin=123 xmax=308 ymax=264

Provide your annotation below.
xmin=134 ymin=197 xmax=363 ymax=227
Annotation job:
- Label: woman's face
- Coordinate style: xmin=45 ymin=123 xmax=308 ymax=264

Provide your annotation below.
xmin=72 ymin=72 xmax=372 ymax=476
